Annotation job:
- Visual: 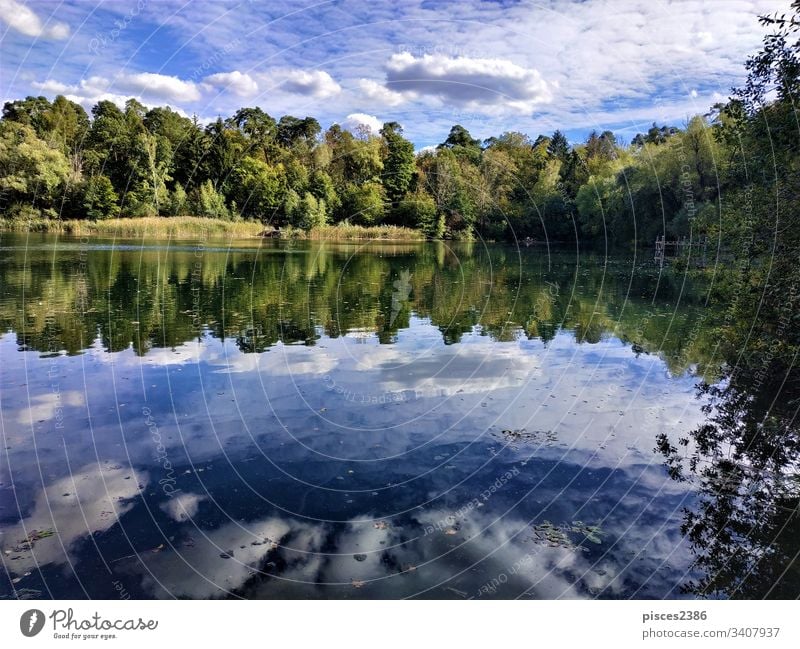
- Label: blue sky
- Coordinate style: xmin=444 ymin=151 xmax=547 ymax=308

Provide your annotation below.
xmin=0 ymin=0 xmax=788 ymax=148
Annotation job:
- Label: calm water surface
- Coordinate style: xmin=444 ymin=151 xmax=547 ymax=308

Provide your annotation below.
xmin=0 ymin=233 xmax=727 ymax=598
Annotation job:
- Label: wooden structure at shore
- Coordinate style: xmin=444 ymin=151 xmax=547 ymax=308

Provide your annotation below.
xmin=654 ymin=235 xmax=708 ymax=267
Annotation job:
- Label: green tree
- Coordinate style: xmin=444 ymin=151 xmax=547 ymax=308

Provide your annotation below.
xmin=0 ymin=121 xmax=71 ymax=211
xmin=547 ymin=130 xmax=570 ymax=160
xmin=231 ymin=156 xmax=287 ymax=219
xmin=167 ymin=182 xmax=188 ymax=216
xmin=191 ymin=180 xmax=230 ymax=219
xmin=439 ymin=124 xmax=480 ymax=151
xmin=82 ymin=174 xmax=120 ymax=220
xmin=397 ymin=190 xmax=442 ymax=237
xmin=341 ymin=181 xmax=385 ymax=224
xmin=380 ymin=121 xmax=416 ymax=204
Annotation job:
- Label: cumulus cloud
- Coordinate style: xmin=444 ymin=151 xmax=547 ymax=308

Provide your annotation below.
xmin=32 ymin=79 xmax=73 ymax=94
xmin=0 ymin=463 xmax=146 ymax=576
xmin=274 ymin=69 xmax=341 ymax=98
xmin=0 ymin=0 xmax=69 ymax=39
xmin=160 ymin=492 xmax=206 ymax=522
xmin=16 ymin=391 xmax=84 ymax=425
xmin=379 ymin=53 xmax=553 ymax=114
xmin=341 ymin=112 xmax=383 ymax=135
xmin=6 ymin=0 xmax=790 ymax=141
xmin=31 ymin=73 xmax=200 ymax=110
xmin=202 ymin=71 xmax=259 ymax=97
xmin=114 ymin=72 xmax=201 ymax=102
xmin=358 ymin=78 xmax=407 ymax=107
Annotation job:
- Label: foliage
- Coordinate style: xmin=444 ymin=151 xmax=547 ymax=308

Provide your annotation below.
xmin=653 ymin=1 xmax=800 ymax=598
xmin=82 ymin=175 xmax=119 ymax=220
xmin=191 ymin=180 xmax=230 ymax=219
xmin=341 ymin=181 xmax=385 ymax=225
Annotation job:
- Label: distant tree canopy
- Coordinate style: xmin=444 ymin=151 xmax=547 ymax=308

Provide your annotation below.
xmin=0 ymin=93 xmax=748 ymax=243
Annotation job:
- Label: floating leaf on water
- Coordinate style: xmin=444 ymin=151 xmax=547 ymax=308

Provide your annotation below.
xmin=495 ymin=428 xmax=558 ymax=447
xmin=531 ymin=520 xmax=604 ymax=550
xmin=570 ymin=522 xmax=605 ymax=544
xmin=27 ymin=529 xmax=55 ymax=542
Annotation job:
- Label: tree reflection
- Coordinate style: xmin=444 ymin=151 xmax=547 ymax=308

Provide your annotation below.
xmin=0 ymin=238 xmax=715 ymax=375
xmin=657 ymin=364 xmax=800 ymax=597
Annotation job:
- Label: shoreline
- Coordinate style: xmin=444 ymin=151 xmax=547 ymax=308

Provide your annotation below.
xmin=0 ymin=216 xmax=427 ymax=241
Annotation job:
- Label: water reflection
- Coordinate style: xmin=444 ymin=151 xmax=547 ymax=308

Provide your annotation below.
xmin=0 ymin=234 xmax=734 ymax=599
xmin=657 ymin=357 xmax=800 ymax=598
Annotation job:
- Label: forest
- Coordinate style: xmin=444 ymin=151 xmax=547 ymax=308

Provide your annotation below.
xmin=0 ymin=75 xmax=727 ymax=246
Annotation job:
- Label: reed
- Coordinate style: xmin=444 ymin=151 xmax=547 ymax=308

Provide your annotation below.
xmin=0 ymin=217 xmax=427 ymax=241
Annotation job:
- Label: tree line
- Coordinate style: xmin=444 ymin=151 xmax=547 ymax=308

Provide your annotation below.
xmin=1 ymin=88 xmax=726 ymax=244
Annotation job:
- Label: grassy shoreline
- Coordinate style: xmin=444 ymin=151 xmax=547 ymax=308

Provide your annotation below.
xmin=0 ymin=216 xmax=426 ymax=241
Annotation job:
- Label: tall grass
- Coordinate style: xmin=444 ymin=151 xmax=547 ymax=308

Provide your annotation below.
xmin=0 ymin=216 xmax=264 ymax=238
xmin=299 ymin=223 xmax=424 ymax=241
xmin=0 ymin=216 xmax=427 ymax=241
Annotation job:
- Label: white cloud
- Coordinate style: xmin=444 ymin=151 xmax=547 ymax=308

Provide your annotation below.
xmin=0 ymin=0 xmax=69 ymax=39
xmin=1 ymin=463 xmax=146 ymax=576
xmin=4 ymin=0 xmax=791 ymax=143
xmin=32 ymin=79 xmax=73 ymax=94
xmin=272 ymin=69 xmax=341 ymax=98
xmin=114 ymin=72 xmax=201 ymax=102
xmin=31 ymin=74 xmax=200 ymax=111
xmin=16 ymin=391 xmax=84 ymax=425
xmin=380 ymin=53 xmax=553 ymax=114
xmin=202 ymin=71 xmax=259 ymax=97
xmin=358 ymin=78 xmax=406 ymax=107
xmin=341 ymin=112 xmax=383 ymax=135
xmin=160 ymin=492 xmax=206 ymax=522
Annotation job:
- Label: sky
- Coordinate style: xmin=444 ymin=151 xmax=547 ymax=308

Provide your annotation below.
xmin=0 ymin=0 xmax=790 ymax=148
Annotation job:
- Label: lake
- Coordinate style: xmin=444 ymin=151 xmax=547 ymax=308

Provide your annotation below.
xmin=0 ymin=232 xmax=742 ymax=599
